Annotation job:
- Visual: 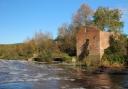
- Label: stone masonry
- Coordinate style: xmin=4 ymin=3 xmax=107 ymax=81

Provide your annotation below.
xmin=76 ymin=26 xmax=111 ymax=65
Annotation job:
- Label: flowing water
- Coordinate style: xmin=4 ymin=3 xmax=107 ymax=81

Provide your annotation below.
xmin=0 ymin=60 xmax=127 ymax=89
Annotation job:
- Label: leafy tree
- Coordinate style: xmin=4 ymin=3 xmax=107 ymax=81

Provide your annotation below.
xmin=105 ymin=35 xmax=126 ymax=55
xmin=93 ymin=7 xmax=123 ymax=32
xmin=103 ymin=34 xmax=128 ymax=64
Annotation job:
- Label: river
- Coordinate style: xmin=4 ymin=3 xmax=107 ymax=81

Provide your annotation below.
xmin=0 ymin=60 xmax=127 ymax=89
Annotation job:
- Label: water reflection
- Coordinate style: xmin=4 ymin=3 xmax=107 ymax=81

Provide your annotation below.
xmin=0 ymin=60 xmax=127 ymax=89
xmin=90 ymin=74 xmax=112 ymax=89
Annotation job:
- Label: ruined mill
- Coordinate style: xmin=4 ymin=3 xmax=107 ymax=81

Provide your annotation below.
xmin=76 ymin=26 xmax=111 ymax=65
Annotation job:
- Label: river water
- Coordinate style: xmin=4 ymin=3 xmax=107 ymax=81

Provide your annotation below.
xmin=0 ymin=60 xmax=127 ymax=89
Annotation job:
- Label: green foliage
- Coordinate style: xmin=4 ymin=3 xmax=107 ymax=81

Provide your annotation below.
xmin=93 ymin=7 xmax=123 ymax=32
xmin=39 ymin=50 xmax=52 ymax=62
xmin=102 ymin=54 xmax=126 ymax=64
xmin=0 ymin=44 xmax=23 ymax=60
xmin=0 ymin=31 xmax=73 ymax=62
xmin=107 ymin=35 xmax=127 ymax=55
xmin=60 ymin=53 xmax=72 ymax=62
xmin=102 ymin=34 xmax=128 ymax=64
xmin=52 ymin=51 xmax=72 ymax=62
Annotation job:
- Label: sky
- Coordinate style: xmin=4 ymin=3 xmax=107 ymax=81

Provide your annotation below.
xmin=0 ymin=0 xmax=128 ymax=44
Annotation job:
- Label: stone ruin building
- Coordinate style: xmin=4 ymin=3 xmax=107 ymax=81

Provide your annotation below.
xmin=76 ymin=26 xmax=111 ymax=65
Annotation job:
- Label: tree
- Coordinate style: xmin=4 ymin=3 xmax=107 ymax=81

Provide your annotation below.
xmin=103 ymin=34 xmax=128 ymax=64
xmin=73 ymin=4 xmax=93 ymax=28
xmin=93 ymin=7 xmax=123 ymax=32
xmin=31 ymin=32 xmax=54 ymax=61
xmin=57 ymin=4 xmax=93 ymax=56
xmin=56 ymin=24 xmax=76 ymax=56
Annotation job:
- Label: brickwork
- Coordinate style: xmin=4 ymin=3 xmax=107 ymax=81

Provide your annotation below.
xmin=77 ymin=26 xmax=111 ymax=62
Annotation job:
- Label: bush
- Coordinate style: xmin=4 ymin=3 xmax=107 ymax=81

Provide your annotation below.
xmin=102 ymin=34 xmax=127 ymax=65
xmin=52 ymin=52 xmax=72 ymax=63
xmin=61 ymin=53 xmax=72 ymax=62
xmin=103 ymin=54 xmax=125 ymax=64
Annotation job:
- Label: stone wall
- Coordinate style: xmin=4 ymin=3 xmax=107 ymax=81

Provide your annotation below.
xmin=100 ymin=31 xmax=111 ymax=58
xmin=76 ymin=26 xmax=111 ymax=64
